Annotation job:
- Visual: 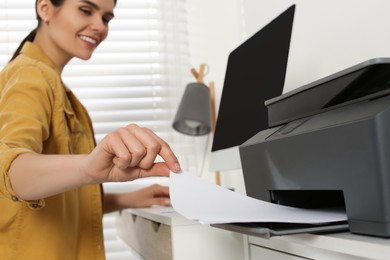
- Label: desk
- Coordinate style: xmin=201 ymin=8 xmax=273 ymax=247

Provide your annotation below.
xmin=116 ymin=207 xmax=390 ymax=260
xmin=116 ymin=206 xmax=244 ymax=260
xmin=243 ymin=232 xmax=390 ymax=259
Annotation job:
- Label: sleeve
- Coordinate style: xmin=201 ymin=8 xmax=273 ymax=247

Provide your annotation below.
xmin=0 ymin=64 xmax=55 ymax=209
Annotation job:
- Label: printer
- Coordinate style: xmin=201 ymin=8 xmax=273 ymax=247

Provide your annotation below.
xmin=239 ymin=58 xmax=390 ymax=238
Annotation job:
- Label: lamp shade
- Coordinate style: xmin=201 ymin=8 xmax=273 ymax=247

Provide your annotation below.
xmin=173 ymin=82 xmax=212 ymax=136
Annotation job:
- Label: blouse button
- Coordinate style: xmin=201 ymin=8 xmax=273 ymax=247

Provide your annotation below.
xmin=31 ymin=203 xmax=40 ymax=209
xmin=11 ymin=196 xmax=18 ymax=202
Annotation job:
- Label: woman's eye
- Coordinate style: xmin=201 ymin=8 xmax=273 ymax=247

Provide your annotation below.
xmin=80 ymin=8 xmax=92 ymax=15
xmin=103 ymin=16 xmax=113 ymax=24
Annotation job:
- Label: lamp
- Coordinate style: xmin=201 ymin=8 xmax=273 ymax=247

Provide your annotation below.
xmin=172 ymin=64 xmax=221 ymax=185
xmin=173 ymin=64 xmax=212 ymax=136
xmin=172 ymin=82 xmax=212 ymax=136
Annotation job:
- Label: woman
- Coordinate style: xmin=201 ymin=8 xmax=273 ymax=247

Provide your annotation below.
xmin=0 ymin=0 xmax=181 ymax=259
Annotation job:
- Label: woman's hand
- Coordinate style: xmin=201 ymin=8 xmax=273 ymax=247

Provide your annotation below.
xmin=83 ymin=124 xmax=181 ymax=184
xmin=103 ymin=184 xmax=171 ymax=213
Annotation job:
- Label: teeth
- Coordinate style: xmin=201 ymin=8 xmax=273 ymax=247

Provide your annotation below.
xmin=80 ymin=35 xmax=97 ymax=45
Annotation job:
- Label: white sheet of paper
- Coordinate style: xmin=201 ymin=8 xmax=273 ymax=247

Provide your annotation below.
xmin=170 ymin=172 xmax=347 ymax=224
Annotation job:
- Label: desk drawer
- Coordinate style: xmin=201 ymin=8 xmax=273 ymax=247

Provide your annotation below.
xmin=250 ymin=244 xmax=307 ymax=259
xmin=118 ymin=212 xmax=172 ymax=260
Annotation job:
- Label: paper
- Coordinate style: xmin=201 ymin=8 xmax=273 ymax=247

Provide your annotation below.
xmin=169 ymin=172 xmax=347 ymax=225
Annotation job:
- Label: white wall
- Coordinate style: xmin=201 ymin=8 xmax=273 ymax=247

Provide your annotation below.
xmin=187 ymin=0 xmax=243 ymax=100
xmin=242 ymin=0 xmax=390 ymax=93
xmin=188 ymin=0 xmax=390 ymax=191
xmin=187 ymin=0 xmax=390 ymax=192
xmin=186 ymin=0 xmax=246 ymax=192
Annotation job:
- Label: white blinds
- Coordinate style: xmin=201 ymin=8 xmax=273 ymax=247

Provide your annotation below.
xmin=0 ymin=1 xmax=198 ymax=168
xmin=0 ymin=0 xmax=192 ymax=141
xmin=1 ymin=0 xmax=197 ymax=259
xmin=68 ymin=0 xmax=191 ymax=143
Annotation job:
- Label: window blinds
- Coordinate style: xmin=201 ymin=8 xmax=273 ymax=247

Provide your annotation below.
xmin=0 ymin=0 xmax=196 ymax=259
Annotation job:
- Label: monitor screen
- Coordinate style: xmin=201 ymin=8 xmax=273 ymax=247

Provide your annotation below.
xmin=210 ymin=5 xmax=295 ymax=171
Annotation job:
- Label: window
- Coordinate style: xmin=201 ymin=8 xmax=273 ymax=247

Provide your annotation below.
xmin=0 ymin=0 xmax=196 ymax=258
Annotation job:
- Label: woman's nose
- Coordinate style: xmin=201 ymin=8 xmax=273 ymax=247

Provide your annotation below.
xmin=90 ymin=16 xmax=106 ymax=33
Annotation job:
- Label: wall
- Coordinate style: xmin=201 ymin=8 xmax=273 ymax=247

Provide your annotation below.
xmin=242 ymin=0 xmax=390 ymax=93
xmin=187 ymin=0 xmax=390 ymax=193
xmin=186 ymin=0 xmax=243 ymax=99
xmin=186 ymin=0 xmax=246 ymax=192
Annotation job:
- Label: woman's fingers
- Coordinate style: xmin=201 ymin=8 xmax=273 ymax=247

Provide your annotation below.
xmin=115 ymin=127 xmax=146 ymax=168
xmin=117 ymin=124 xmax=181 ymax=172
xmin=90 ymin=123 xmax=181 ymax=183
xmin=123 ymin=125 xmax=160 ymax=169
xmin=138 ymin=162 xmax=171 ymax=178
xmin=143 ymin=128 xmax=181 ymax=173
xmin=113 ymin=162 xmax=171 ymax=182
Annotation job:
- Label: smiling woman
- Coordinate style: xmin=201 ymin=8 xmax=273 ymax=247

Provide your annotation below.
xmin=0 ymin=0 xmax=192 ymax=259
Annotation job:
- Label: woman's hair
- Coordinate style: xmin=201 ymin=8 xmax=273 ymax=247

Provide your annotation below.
xmin=9 ymin=0 xmax=117 ymax=62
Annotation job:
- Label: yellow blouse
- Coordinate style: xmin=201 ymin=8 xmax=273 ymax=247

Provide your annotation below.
xmin=0 ymin=42 xmax=106 ymax=259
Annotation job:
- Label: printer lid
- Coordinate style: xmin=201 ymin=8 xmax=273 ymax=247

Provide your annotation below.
xmin=266 ymin=58 xmax=390 ymax=127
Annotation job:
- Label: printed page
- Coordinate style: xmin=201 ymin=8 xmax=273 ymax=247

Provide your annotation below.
xmin=170 ymin=172 xmax=347 ymax=225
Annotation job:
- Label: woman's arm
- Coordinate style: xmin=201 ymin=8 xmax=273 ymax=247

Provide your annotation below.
xmin=8 ymin=124 xmax=181 ymax=201
xmin=8 ymin=153 xmax=90 ymax=200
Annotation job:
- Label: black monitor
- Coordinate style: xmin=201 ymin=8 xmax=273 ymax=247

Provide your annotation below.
xmin=210 ymin=5 xmax=295 ymax=171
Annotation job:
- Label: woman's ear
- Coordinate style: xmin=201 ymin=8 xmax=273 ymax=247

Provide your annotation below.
xmin=36 ymin=0 xmax=52 ymax=23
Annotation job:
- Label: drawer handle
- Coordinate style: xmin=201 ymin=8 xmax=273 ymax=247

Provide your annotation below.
xmin=151 ymin=221 xmax=161 ymax=232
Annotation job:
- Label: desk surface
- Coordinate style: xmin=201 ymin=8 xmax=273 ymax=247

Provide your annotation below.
xmin=117 ymin=206 xmax=245 ymax=260
xmin=120 ymin=207 xmax=390 ymax=259
xmin=121 ymin=206 xmax=198 ymax=226
xmin=246 ymin=229 xmax=390 ymax=259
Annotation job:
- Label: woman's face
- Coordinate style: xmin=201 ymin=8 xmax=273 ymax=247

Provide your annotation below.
xmin=40 ymin=0 xmax=115 ymax=66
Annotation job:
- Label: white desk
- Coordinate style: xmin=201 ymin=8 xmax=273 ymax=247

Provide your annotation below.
xmin=116 ymin=206 xmax=390 ymax=260
xmin=116 ymin=206 xmax=245 ymax=260
xmin=244 ymin=232 xmax=390 ymax=260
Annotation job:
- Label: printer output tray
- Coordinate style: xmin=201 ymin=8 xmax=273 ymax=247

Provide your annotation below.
xmin=212 ymin=221 xmax=349 ymax=239
xmin=266 ymin=57 xmax=390 ymax=127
